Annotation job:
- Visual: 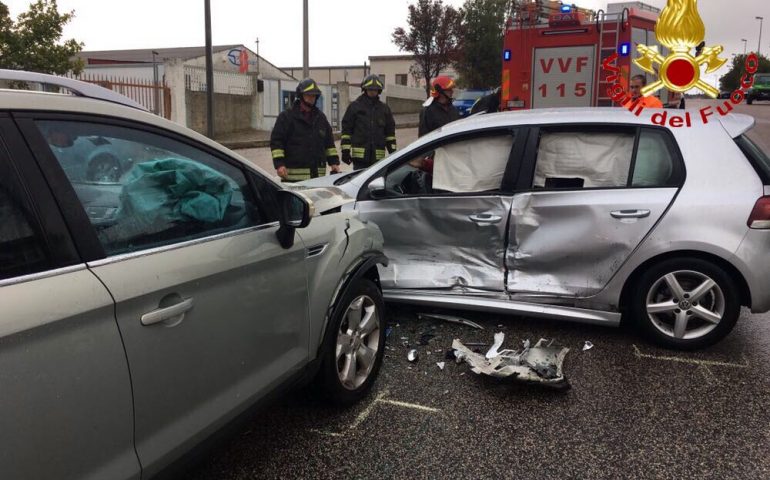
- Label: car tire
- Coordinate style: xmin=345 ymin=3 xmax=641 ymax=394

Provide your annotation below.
xmin=318 ymin=278 xmax=386 ymax=405
xmin=747 ymin=97 xmax=754 ymax=105
xmin=629 ymin=258 xmax=740 ymax=350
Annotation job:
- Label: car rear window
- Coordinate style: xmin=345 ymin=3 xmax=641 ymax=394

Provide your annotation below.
xmin=736 ymin=131 xmax=770 ymax=184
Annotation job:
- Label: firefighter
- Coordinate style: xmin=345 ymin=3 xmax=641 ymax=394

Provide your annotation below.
xmin=418 ymin=76 xmax=460 ymax=137
xmin=270 ymin=78 xmax=340 ymax=182
xmin=627 ymin=75 xmax=663 ymax=109
xmin=340 ymin=75 xmax=397 ymax=170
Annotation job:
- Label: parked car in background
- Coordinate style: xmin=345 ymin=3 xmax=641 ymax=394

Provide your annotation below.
xmin=302 ymin=108 xmax=770 ymax=351
xmin=0 ymin=70 xmax=387 ymax=480
xmin=453 ymin=89 xmax=492 ymax=117
xmin=747 ymin=73 xmax=770 ymax=104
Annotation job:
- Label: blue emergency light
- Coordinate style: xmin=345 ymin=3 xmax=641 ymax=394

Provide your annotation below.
xmin=619 ymin=42 xmax=631 ymax=56
xmin=560 ymin=4 xmax=572 ymax=12
xmin=503 ymin=49 xmax=512 ymax=61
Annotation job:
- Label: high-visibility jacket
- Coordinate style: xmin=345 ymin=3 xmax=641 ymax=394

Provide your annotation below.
xmin=418 ymin=100 xmax=460 ymax=137
xmin=341 ymin=94 xmax=397 ymax=166
xmin=270 ymin=102 xmax=339 ymax=182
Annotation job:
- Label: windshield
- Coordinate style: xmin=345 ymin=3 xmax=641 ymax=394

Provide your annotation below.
xmin=755 ymin=74 xmax=770 ymax=86
xmin=333 ymin=169 xmax=365 ymax=186
xmin=455 ymin=90 xmax=486 ymax=101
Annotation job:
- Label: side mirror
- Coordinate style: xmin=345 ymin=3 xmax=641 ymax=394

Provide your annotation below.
xmin=276 ymin=190 xmax=314 ymax=249
xmin=367 ymin=177 xmax=386 ymax=199
xmin=277 ymin=190 xmax=314 ymax=228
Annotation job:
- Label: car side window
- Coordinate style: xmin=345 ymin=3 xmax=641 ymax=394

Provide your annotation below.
xmin=631 ymin=128 xmax=680 ymax=187
xmin=0 ymin=152 xmax=51 ymax=280
xmin=533 ymin=128 xmax=635 ymax=189
xmin=383 ymin=132 xmax=515 ymax=196
xmin=36 ymin=120 xmax=263 ymax=256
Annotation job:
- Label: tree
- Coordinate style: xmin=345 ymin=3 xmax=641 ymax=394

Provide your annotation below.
xmin=0 ymin=0 xmax=84 ymax=75
xmin=719 ymin=53 xmax=770 ymax=93
xmin=393 ymin=0 xmax=463 ymax=97
xmin=455 ymin=0 xmax=509 ymax=89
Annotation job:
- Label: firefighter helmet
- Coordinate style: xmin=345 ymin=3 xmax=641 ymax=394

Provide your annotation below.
xmin=430 ymin=76 xmax=456 ymax=98
xmin=361 ymin=74 xmax=384 ymax=92
xmin=296 ymin=78 xmax=322 ymax=96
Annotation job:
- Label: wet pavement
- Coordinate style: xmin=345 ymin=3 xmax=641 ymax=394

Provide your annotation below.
xmin=186 ymin=306 xmax=770 ymax=480
xmin=184 ymin=100 xmax=770 ymax=479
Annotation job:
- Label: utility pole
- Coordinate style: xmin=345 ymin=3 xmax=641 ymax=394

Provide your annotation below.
xmin=205 ymin=0 xmax=214 ymax=138
xmin=303 ymin=0 xmax=309 ymax=78
xmin=152 ymin=50 xmax=160 ymax=115
xmin=741 ymin=38 xmax=747 ymax=55
xmin=255 ymin=37 xmax=260 ymax=77
xmin=758 ymin=16 xmax=765 ymax=56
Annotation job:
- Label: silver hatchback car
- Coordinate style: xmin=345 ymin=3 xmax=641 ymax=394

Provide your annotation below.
xmin=0 ymin=72 xmax=386 ymax=479
xmin=304 ymin=108 xmax=770 ymax=350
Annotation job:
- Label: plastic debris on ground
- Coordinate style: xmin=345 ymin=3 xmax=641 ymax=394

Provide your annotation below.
xmin=417 ymin=313 xmax=484 ymax=330
xmin=436 ymin=362 xmax=445 ymax=370
xmin=407 ymin=349 xmax=419 ymax=363
xmin=583 ymin=341 xmax=594 ymax=351
xmin=452 ymin=333 xmax=570 ymax=390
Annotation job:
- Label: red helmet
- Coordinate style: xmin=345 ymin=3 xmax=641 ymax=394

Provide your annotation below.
xmin=430 ymin=76 xmax=456 ymax=98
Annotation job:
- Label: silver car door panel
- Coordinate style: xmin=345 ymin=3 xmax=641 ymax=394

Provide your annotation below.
xmin=0 ymin=268 xmax=138 ymax=480
xmin=357 ymin=196 xmax=513 ymax=291
xmin=507 ymin=188 xmax=677 ymax=297
xmin=87 ymin=228 xmax=308 ymax=477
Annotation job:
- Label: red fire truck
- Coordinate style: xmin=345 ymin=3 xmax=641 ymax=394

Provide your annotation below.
xmin=501 ymin=1 xmax=660 ymax=110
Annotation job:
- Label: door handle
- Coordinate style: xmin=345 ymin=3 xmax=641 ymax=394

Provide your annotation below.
xmin=141 ymin=298 xmax=194 ymax=326
xmin=469 ymin=214 xmax=503 ymax=225
xmin=610 ymin=209 xmax=651 ymax=219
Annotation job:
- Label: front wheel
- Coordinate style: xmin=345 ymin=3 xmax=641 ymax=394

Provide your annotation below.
xmin=747 ymin=97 xmax=754 ymax=105
xmin=318 ymin=278 xmax=385 ymax=404
xmin=629 ymin=258 xmax=740 ymax=350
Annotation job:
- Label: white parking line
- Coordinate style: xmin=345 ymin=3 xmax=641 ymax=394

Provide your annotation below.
xmin=311 ymin=390 xmax=440 ymax=437
xmin=377 ymin=399 xmax=441 ymax=413
xmin=632 ymin=344 xmax=749 ymax=369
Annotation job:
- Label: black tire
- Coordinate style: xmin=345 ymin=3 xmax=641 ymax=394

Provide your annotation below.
xmin=86 ymin=153 xmax=122 ymax=182
xmin=629 ymin=257 xmax=740 ymax=350
xmin=747 ymin=97 xmax=754 ymax=105
xmin=318 ymin=278 xmax=386 ymax=405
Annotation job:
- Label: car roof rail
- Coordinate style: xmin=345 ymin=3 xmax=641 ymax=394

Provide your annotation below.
xmin=0 ymin=69 xmax=149 ymax=112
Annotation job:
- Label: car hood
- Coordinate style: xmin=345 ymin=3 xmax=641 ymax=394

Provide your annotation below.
xmin=284 ymin=184 xmax=356 ymax=213
xmin=296 ymin=172 xmax=361 ymax=198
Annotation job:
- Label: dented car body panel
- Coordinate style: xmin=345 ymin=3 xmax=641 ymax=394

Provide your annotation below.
xmin=356 ymin=195 xmax=511 ymax=291
xmin=302 ymin=107 xmax=770 ymax=323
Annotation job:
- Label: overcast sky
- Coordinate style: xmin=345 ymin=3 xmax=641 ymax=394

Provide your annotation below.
xmin=3 ymin=0 xmax=768 ymax=76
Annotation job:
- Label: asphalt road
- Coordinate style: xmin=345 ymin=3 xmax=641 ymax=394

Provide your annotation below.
xmin=185 ymin=100 xmax=770 ymax=479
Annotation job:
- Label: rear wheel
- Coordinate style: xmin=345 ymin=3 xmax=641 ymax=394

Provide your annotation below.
xmin=318 ymin=278 xmax=385 ymax=404
xmin=630 ymin=258 xmax=740 ymax=350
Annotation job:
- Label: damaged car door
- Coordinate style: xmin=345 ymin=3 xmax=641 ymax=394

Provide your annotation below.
xmin=506 ymin=125 xmax=684 ymax=298
xmin=356 ymin=128 xmax=523 ymax=292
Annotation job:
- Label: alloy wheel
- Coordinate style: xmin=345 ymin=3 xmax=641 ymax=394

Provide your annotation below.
xmin=335 ymin=295 xmax=380 ymax=390
xmin=645 ymin=270 xmax=725 ymax=340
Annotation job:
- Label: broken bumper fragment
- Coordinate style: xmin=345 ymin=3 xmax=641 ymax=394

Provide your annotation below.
xmin=452 ymin=335 xmax=570 ymax=389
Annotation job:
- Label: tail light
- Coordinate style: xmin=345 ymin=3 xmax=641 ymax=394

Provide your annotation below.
xmin=748 ymin=196 xmax=770 ymax=229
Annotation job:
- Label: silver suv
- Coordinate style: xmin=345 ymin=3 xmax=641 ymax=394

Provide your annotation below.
xmin=303 ymin=108 xmax=770 ymax=351
xmin=0 ymin=71 xmax=386 ymax=479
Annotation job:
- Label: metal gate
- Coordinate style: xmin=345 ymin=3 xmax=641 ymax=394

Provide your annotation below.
xmin=72 ymin=74 xmax=172 ymax=119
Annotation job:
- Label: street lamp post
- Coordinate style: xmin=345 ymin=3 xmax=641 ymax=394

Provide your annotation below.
xmin=303 ymin=0 xmax=309 ymax=79
xmin=757 ymin=16 xmax=764 ymax=56
xmin=741 ymin=38 xmax=748 ymax=55
xmin=204 ymin=0 xmax=214 ymax=138
xmin=152 ymin=50 xmax=160 ymax=116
